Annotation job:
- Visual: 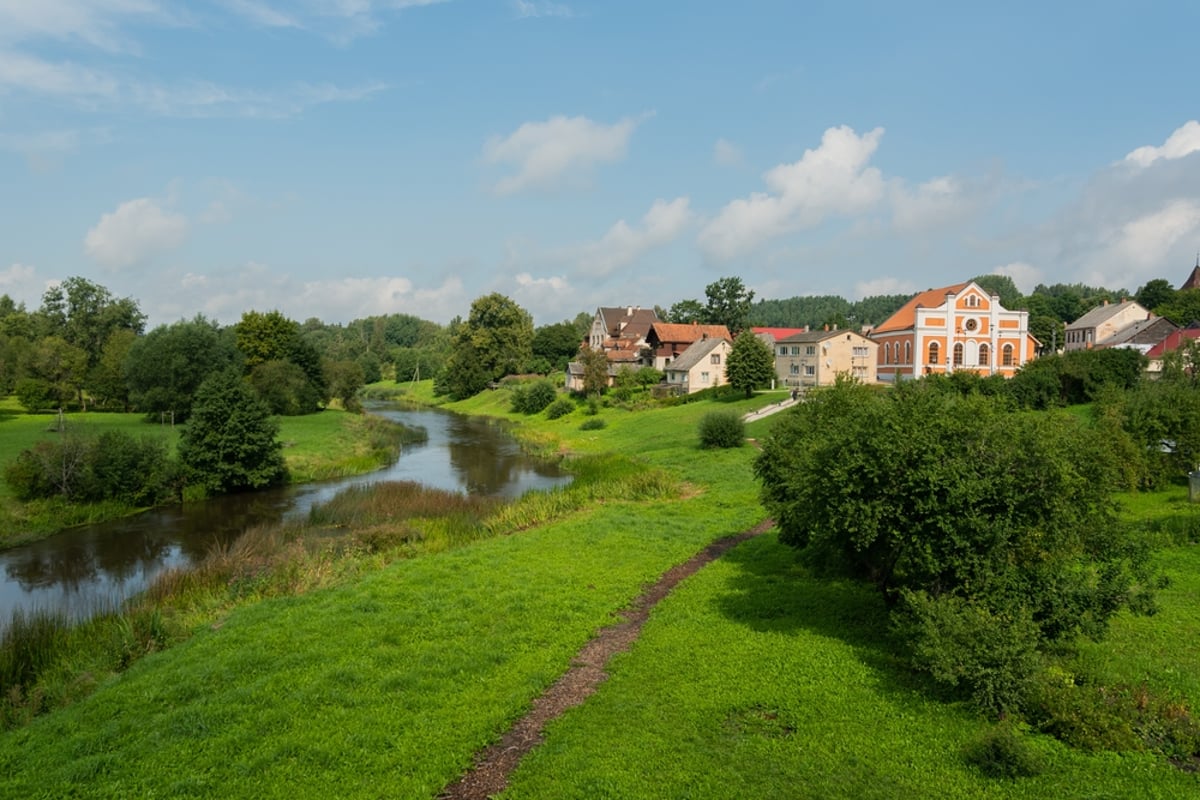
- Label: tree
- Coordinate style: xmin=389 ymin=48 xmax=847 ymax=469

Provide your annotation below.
xmin=703 ymin=276 xmax=755 ymax=333
xmin=725 ymin=332 xmax=776 ymax=397
xmin=125 ymin=315 xmax=241 ymax=421
xmin=324 ymin=359 xmax=366 ymax=411
xmin=666 ymin=299 xmax=705 ymax=324
xmin=1135 ymin=278 xmax=1176 ymax=312
xmin=25 ymin=336 xmax=88 ymax=409
xmin=1154 ymin=288 xmax=1200 ymax=326
xmin=577 ymin=345 xmax=609 ymax=396
xmin=178 ymin=370 xmax=287 ymax=494
xmin=754 ymin=380 xmax=1155 ymax=714
xmin=90 ymin=329 xmax=137 ymax=411
xmin=441 ymin=294 xmax=533 ymax=399
xmin=533 ymin=321 xmax=584 ymax=372
xmin=971 ymin=274 xmax=1023 ymax=310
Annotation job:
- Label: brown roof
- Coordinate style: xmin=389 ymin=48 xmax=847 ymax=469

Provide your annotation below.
xmin=1181 ymin=265 xmax=1200 ymax=291
xmin=599 ymin=306 xmax=658 ymax=339
xmin=872 ymin=282 xmax=970 ymax=334
xmin=648 ymin=322 xmax=732 ymax=344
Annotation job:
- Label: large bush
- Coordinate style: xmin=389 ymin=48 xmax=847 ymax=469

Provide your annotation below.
xmin=510 ymin=379 xmax=557 ymax=414
xmin=755 ymin=380 xmax=1157 ymax=714
xmin=698 ymin=411 xmax=744 ymax=449
xmin=3 ymin=430 xmax=175 ymax=506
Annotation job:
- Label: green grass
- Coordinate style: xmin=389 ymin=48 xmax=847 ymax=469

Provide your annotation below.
xmin=1 ymin=383 xmax=1198 ymax=798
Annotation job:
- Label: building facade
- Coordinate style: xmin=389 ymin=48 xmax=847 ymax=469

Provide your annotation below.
xmin=774 ymin=328 xmax=878 ymax=387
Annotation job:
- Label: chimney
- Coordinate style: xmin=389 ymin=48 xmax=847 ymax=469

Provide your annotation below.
xmin=833 ymin=323 xmax=838 ymax=331
xmin=823 ymin=324 xmax=829 ymax=331
xmin=1103 ymin=299 xmax=1109 ymax=306
xmin=804 ymin=325 xmax=809 ymax=333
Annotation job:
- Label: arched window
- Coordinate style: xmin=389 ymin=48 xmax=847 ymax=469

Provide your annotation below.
xmin=904 ymin=341 xmax=912 ymax=364
xmin=953 ymin=343 xmax=964 ymax=366
xmin=1002 ymin=343 xmax=1014 ymax=366
xmin=885 ymin=342 xmax=891 ymax=364
xmin=928 ymin=341 xmax=940 ymax=365
xmin=979 ymin=343 xmax=990 ymax=366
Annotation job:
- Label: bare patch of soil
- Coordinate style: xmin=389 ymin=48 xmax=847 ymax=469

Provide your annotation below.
xmin=438 ymin=519 xmax=773 ymax=800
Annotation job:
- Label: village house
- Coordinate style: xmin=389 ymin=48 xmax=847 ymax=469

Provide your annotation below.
xmin=643 ymin=322 xmax=732 ymax=370
xmin=1144 ymin=327 xmax=1200 ymax=379
xmin=1063 ymin=299 xmax=1155 ymax=352
xmin=871 ymin=281 xmax=1037 ymax=381
xmin=774 ymin=327 xmax=878 ymax=388
xmin=662 ymin=334 xmax=732 ymax=394
xmin=587 ymin=306 xmax=658 ymax=352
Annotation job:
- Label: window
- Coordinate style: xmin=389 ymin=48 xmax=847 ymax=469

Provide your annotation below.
xmin=790 ymin=364 xmax=800 ymax=375
xmin=1002 ymin=343 xmax=1014 ymax=366
xmin=928 ymin=341 xmax=940 ymax=365
xmin=805 ymin=345 xmax=816 ymax=356
xmin=885 ymin=342 xmax=891 ymax=363
xmin=804 ymin=365 xmax=815 ymax=376
xmin=701 ymin=371 xmax=711 ymax=384
xmin=710 ymin=354 xmax=721 ymax=364
xmin=966 ymin=295 xmax=979 ymax=308
xmin=790 ymin=346 xmax=800 ymax=355
xmin=964 ymin=318 xmax=978 ymax=332
xmin=853 ymin=346 xmax=868 ymax=358
xmin=779 ymin=346 xmax=787 ymax=355
xmin=904 ymin=341 xmax=912 ymax=364
xmin=953 ymin=343 xmax=964 ymax=366
xmin=979 ymin=343 xmax=990 ymax=366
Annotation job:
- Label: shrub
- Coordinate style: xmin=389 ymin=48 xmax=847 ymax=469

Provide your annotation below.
xmin=545 ymin=398 xmax=575 ymax=420
xmin=698 ymin=411 xmax=744 ymax=449
xmin=579 ymin=418 xmax=606 ymax=431
xmin=510 ymin=379 xmax=557 ymax=414
xmin=963 ymin=722 xmax=1045 ymax=778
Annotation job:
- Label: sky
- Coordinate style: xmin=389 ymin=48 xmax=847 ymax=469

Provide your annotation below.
xmin=2 ymin=0 xmax=1199 ymax=329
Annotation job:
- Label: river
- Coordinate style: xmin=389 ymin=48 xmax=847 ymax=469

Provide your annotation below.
xmin=0 ymin=405 xmax=569 ymax=627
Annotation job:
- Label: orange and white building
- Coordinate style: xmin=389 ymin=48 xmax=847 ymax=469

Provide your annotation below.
xmin=871 ymin=281 xmax=1038 ymax=381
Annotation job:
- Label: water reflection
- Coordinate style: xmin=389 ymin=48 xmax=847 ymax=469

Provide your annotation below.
xmin=0 ymin=405 xmax=569 ymax=625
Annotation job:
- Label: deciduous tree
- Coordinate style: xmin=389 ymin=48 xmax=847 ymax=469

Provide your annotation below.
xmin=725 ymin=331 xmax=776 ymax=397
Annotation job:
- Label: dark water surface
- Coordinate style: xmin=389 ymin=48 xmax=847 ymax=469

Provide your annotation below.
xmin=0 ymin=405 xmax=569 ymax=626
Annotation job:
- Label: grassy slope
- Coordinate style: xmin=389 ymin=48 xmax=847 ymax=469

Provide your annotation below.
xmin=1 ymin=385 xmax=1198 ymax=798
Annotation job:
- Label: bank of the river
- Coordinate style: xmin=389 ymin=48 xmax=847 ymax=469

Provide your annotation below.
xmin=1 ymin=383 xmax=1197 ymax=799
xmin=0 ymin=403 xmax=405 ymax=549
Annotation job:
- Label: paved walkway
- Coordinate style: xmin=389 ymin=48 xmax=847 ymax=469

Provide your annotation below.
xmin=741 ymin=395 xmax=801 ymax=423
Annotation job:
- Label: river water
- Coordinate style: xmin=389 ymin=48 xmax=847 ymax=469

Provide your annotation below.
xmin=0 ymin=405 xmax=569 ymax=626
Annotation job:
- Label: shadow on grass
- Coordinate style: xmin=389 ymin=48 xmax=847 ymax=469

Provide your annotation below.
xmin=714 ymin=531 xmax=947 ymax=701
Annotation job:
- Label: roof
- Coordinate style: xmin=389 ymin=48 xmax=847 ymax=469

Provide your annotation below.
xmin=598 ymin=306 xmax=658 ymax=338
xmin=1102 ymin=316 xmax=1176 ymax=347
xmin=665 ymin=336 xmax=729 ymax=373
xmin=1066 ymin=300 xmax=1149 ymax=331
xmin=776 ymin=328 xmax=873 ymax=345
xmin=750 ymin=327 xmax=808 ymax=342
xmin=871 ymin=282 xmax=970 ymax=334
xmin=648 ymin=322 xmax=732 ymax=344
xmin=1146 ymin=328 xmax=1200 ymax=359
xmin=1181 ymin=265 xmax=1200 ymax=291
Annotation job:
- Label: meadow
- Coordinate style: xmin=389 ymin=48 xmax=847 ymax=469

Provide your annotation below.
xmin=0 ymin=383 xmax=1197 ymax=798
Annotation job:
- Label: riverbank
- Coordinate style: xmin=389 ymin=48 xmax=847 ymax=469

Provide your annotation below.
xmin=0 ymin=404 xmax=407 ymax=549
xmin=2 ymin=383 xmax=1198 ymax=798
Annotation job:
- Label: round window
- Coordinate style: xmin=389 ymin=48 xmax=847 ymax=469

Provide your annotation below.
xmin=964 ymin=318 xmax=978 ymax=332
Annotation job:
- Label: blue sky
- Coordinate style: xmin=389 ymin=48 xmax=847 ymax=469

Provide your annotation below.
xmin=2 ymin=0 xmax=1199 ymax=328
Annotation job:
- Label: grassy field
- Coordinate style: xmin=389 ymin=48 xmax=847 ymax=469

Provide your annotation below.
xmin=0 ymin=404 xmax=402 ymax=546
xmin=1 ymin=383 xmax=1197 ymax=798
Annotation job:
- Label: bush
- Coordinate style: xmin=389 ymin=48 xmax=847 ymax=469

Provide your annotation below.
xmin=963 ymin=722 xmax=1045 ymax=778
xmin=545 ymin=397 xmax=575 ymax=420
xmin=698 ymin=411 xmax=744 ymax=449
xmin=510 ymin=379 xmax=557 ymax=414
xmin=579 ymin=418 xmax=606 ymax=431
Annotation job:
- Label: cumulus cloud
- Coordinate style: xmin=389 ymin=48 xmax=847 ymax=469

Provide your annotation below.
xmin=0 ymin=262 xmax=45 ymax=304
xmin=990 ymin=261 xmax=1043 ymax=294
xmin=484 ymin=114 xmax=646 ymax=194
xmin=1123 ymin=120 xmax=1200 ymax=168
xmin=699 ymin=125 xmax=886 ymax=260
xmin=1107 ymin=200 xmax=1200 ymax=271
xmin=891 ymin=175 xmax=966 ymax=232
xmin=713 ymin=137 xmax=743 ymax=167
xmin=84 ymin=197 xmax=189 ymax=268
xmin=574 ymin=197 xmax=692 ymax=276
xmin=854 ymin=276 xmax=916 ymax=299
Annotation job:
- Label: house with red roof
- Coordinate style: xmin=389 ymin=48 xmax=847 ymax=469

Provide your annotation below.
xmin=870 ymin=281 xmax=1037 ymax=381
xmin=1145 ymin=327 xmax=1200 ymax=379
xmin=643 ymin=322 xmax=733 ymax=370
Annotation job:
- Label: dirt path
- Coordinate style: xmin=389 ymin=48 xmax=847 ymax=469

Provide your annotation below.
xmin=437 ymin=518 xmax=774 ymax=800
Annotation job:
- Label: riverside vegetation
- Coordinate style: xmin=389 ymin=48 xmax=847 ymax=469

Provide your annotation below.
xmin=1 ymin=380 xmax=1199 ymax=798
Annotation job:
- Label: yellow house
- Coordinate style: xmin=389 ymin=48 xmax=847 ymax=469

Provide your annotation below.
xmin=871 ymin=281 xmax=1037 ymax=381
xmin=774 ymin=328 xmax=877 ymax=387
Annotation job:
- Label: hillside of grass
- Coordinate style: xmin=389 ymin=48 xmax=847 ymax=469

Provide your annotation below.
xmin=1 ymin=383 xmax=1197 ymax=798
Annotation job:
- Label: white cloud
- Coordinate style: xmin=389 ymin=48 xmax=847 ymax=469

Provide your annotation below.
xmin=84 ymin=197 xmax=189 ymax=268
xmin=1108 ymin=200 xmax=1200 ymax=271
xmin=0 ymin=0 xmax=168 ymax=53
xmin=891 ymin=175 xmax=965 ymax=232
xmin=574 ymin=197 xmax=692 ymax=276
xmin=0 ymin=262 xmax=44 ymax=303
xmin=990 ymin=261 xmax=1043 ymax=294
xmin=699 ymin=125 xmax=886 ymax=260
xmin=127 ymin=78 xmax=387 ymax=118
xmin=484 ymin=114 xmax=646 ymax=194
xmin=513 ymin=1 xmax=573 ymax=19
xmin=713 ymin=137 xmax=743 ymax=167
xmin=218 ymin=0 xmax=300 ymax=28
xmin=1123 ymin=120 xmax=1200 ymax=167
xmin=0 ymin=49 xmax=119 ymax=96
xmin=854 ymin=276 xmax=916 ymax=299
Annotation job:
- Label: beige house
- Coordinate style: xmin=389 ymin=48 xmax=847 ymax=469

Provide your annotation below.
xmin=775 ymin=328 xmax=878 ymax=388
xmin=1063 ymin=300 xmax=1153 ymax=352
xmin=663 ymin=336 xmax=732 ymax=394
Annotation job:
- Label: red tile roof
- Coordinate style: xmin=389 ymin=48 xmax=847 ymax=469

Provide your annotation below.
xmin=750 ymin=327 xmax=808 ymax=341
xmin=872 ymin=282 xmax=970 ymax=334
xmin=649 ymin=322 xmax=732 ymax=344
xmin=1146 ymin=328 xmax=1200 ymax=358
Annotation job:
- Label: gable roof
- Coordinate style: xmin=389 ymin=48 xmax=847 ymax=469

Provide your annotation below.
xmin=665 ymin=336 xmax=728 ymax=373
xmin=1103 ymin=316 xmax=1176 ymax=347
xmin=776 ymin=328 xmax=872 ymax=345
xmin=1181 ymin=265 xmax=1200 ymax=291
xmin=1146 ymin=328 xmax=1200 ymax=359
xmin=598 ymin=306 xmax=658 ymax=338
xmin=649 ymin=322 xmax=732 ymax=344
xmin=871 ymin=282 xmax=970 ymax=334
xmin=1065 ymin=300 xmax=1149 ymax=331
xmin=750 ymin=326 xmax=808 ymax=342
